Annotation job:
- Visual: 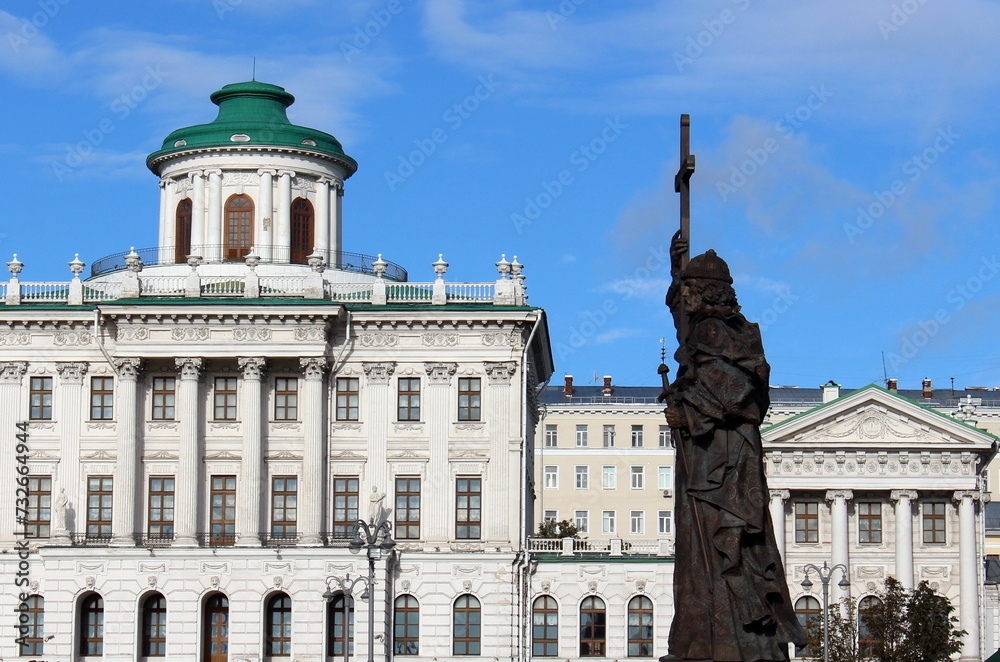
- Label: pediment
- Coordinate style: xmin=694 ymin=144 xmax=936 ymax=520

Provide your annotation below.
xmin=763 ymin=385 xmax=995 ymax=450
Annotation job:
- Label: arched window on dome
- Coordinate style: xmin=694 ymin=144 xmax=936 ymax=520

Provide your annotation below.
xmin=290 ymin=197 xmax=314 ymax=264
xmin=175 ymin=198 xmax=192 ymax=264
xmin=79 ymin=592 xmax=104 ymax=656
xmin=580 ymin=596 xmax=606 ymax=657
xmin=627 ymin=595 xmax=654 ymax=657
xmin=224 ymin=194 xmax=254 ymax=262
xmin=141 ymin=592 xmax=167 ymax=656
xmin=203 ymin=593 xmax=229 ymax=662
xmin=794 ymin=596 xmax=821 ymax=657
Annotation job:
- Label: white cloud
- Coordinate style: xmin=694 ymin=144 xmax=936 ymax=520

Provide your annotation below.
xmin=593 ymin=327 xmax=642 ymax=345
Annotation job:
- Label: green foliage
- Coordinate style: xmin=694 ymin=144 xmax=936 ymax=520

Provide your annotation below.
xmin=805 ymin=577 xmax=965 ymax=662
xmin=535 ymin=519 xmax=581 ymax=539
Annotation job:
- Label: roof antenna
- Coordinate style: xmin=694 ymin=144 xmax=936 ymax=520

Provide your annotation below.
xmin=252 ymin=57 xmax=256 ymax=81
xmin=881 ymin=351 xmax=888 ymax=386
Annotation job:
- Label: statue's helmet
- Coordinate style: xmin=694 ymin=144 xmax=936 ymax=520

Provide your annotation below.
xmin=681 ymin=249 xmax=733 ymax=284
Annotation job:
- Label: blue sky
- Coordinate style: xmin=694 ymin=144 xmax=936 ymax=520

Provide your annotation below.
xmin=2 ymin=0 xmax=999 ymax=390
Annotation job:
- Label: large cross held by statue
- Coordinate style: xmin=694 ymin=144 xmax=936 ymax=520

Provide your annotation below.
xmin=674 ymin=114 xmax=695 ymax=270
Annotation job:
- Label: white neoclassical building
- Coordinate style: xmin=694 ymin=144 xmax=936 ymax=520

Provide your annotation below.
xmin=0 ymin=81 xmax=554 ymax=661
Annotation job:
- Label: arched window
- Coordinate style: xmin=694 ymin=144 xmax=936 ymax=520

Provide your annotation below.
xmin=224 ymin=194 xmax=254 ymax=261
xmin=453 ymin=594 xmax=481 ymax=655
xmin=290 ymin=197 xmax=314 ymax=264
xmin=328 ymin=593 xmax=354 ymax=656
xmin=858 ymin=596 xmax=883 ymax=658
xmin=79 ymin=593 xmax=104 ymax=656
xmin=19 ymin=595 xmax=44 ymax=655
xmin=266 ymin=593 xmax=292 ymax=657
xmin=580 ymin=596 xmax=606 ymax=657
xmin=175 ymin=198 xmax=192 ymax=263
xmin=794 ymin=596 xmax=821 ymax=656
xmin=141 ymin=593 xmax=167 ymax=656
xmin=532 ymin=595 xmax=558 ymax=657
xmin=203 ymin=593 xmax=229 ymax=662
xmin=627 ymin=595 xmax=654 ymax=657
xmin=394 ymin=595 xmax=419 ymax=655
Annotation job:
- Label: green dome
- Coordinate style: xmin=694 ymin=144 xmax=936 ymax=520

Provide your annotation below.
xmin=146 ymin=81 xmax=357 ymax=175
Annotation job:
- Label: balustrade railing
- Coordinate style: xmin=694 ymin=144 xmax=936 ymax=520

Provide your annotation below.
xmin=259 ymin=276 xmax=305 ymax=295
xmin=140 ymin=276 xmax=186 ymax=295
xmin=525 ymin=537 xmax=670 ymax=557
xmin=201 ymin=276 xmax=245 ymax=296
xmin=21 ymin=282 xmax=71 ymax=301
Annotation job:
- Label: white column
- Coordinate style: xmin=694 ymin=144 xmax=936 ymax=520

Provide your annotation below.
xmin=57 ymin=362 xmax=87 ymax=536
xmin=484 ymin=361 xmax=517 ymax=543
xmin=315 ymin=178 xmax=331 ymax=256
xmin=955 ymin=490 xmax=982 ymax=662
xmin=425 ymin=362 xmax=456 ymax=542
xmin=299 ymin=358 xmax=328 ymax=546
xmin=769 ymin=489 xmax=789 ymax=565
xmin=276 ymin=170 xmax=294 ymax=262
xmin=174 ymin=358 xmax=203 ymax=547
xmin=361 ymin=362 xmax=394 ymax=518
xmin=333 ymin=183 xmax=344 ymax=258
xmin=826 ymin=489 xmax=852 ymax=604
xmin=237 ymin=358 xmax=266 ymax=546
xmin=0 ymin=363 xmax=27 ymax=543
xmin=206 ymin=169 xmax=223 ymax=262
xmin=190 ymin=171 xmax=206 ymax=257
xmin=111 ymin=359 xmax=141 ymax=546
xmin=162 ymin=179 xmax=177 ymax=263
xmin=158 ymin=179 xmax=168 ymax=252
xmin=891 ymin=489 xmax=917 ymax=589
xmin=258 ymin=169 xmax=276 ymax=261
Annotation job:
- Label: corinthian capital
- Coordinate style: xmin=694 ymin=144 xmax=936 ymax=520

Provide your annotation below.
xmin=238 ymin=357 xmax=267 ymax=380
xmin=175 ymin=357 xmax=204 ymax=380
xmin=299 ymin=357 xmax=328 ymax=380
xmin=56 ymin=362 xmax=88 ymax=384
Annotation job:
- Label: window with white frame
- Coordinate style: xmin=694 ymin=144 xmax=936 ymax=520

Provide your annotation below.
xmin=658 ymin=466 xmax=672 ymax=490
xmin=544 ymin=424 xmax=558 ymax=448
xmin=631 ymin=425 xmax=643 ymax=447
xmin=544 ymin=510 xmax=557 ymax=523
xmin=630 ymin=510 xmax=645 ymax=535
xmin=658 ymin=425 xmax=670 ymax=448
xmin=544 ymin=466 xmax=558 ymax=489
xmin=658 ymin=510 xmax=672 ymax=535
xmin=575 ymin=510 xmax=589 ymax=533
xmin=576 ymin=425 xmax=589 ymax=447
xmin=602 ymin=425 xmax=615 ymax=448
xmin=601 ymin=466 xmax=616 ymax=490
xmin=602 ymin=510 xmax=616 ymax=534
xmin=575 ymin=466 xmax=589 ymax=489
xmin=630 ymin=466 xmax=644 ymax=489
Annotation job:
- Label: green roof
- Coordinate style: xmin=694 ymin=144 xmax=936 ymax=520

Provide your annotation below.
xmin=146 ymin=81 xmax=357 ymax=175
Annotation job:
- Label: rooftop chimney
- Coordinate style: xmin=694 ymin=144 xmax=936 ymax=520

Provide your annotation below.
xmin=821 ymin=380 xmax=840 ymax=403
xmin=564 ymin=375 xmax=574 ymax=397
xmin=887 ymin=378 xmax=898 ymax=393
xmin=603 ymin=376 xmax=613 ymax=397
xmin=922 ymin=378 xmax=932 ymax=399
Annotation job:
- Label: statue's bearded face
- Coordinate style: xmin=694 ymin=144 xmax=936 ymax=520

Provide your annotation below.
xmin=682 ymin=278 xmax=739 ymax=311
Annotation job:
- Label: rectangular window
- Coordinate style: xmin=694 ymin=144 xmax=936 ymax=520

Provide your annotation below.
xmin=456 ymin=476 xmax=481 ymax=540
xmin=24 ymin=476 xmax=51 ymax=538
xmin=602 ymin=425 xmax=615 ymax=448
xmin=458 ymin=377 xmax=481 ymax=421
xmin=86 ymin=476 xmax=113 ymax=539
xmin=924 ymin=502 xmax=946 ymax=544
xmin=631 ymin=466 xmax=645 ymax=489
xmin=630 ymin=510 xmax=645 ymax=535
xmin=336 ymin=377 xmax=360 ymax=421
xmin=210 ymin=475 xmax=236 ymax=546
xmin=601 ymin=465 xmax=617 ymax=490
xmin=29 ymin=376 xmax=52 ymax=420
xmin=658 ymin=510 xmax=672 ymax=535
xmin=602 ymin=510 xmax=616 ymax=535
xmin=213 ymin=376 xmax=238 ymax=421
xmin=544 ymin=424 xmax=558 ymax=448
xmin=147 ymin=476 xmax=175 ymax=540
xmin=658 ymin=425 xmax=670 ymax=448
xmin=151 ymin=377 xmax=176 ymax=420
xmin=575 ymin=510 xmax=589 ymax=533
xmin=658 ymin=466 xmax=673 ymax=491
xmin=271 ymin=476 xmax=297 ymax=538
xmin=575 ymin=466 xmax=589 ymax=490
xmin=398 ymin=377 xmax=421 ymax=422
xmin=274 ymin=378 xmax=298 ymax=421
xmin=576 ymin=425 xmax=588 ymax=447
xmin=544 ymin=466 xmax=558 ymax=489
xmin=543 ymin=509 xmax=558 ymax=524
xmin=631 ymin=425 xmax=644 ymax=448
xmin=795 ymin=502 xmax=819 ymax=543
xmin=90 ymin=376 xmax=114 ymax=420
xmin=395 ymin=477 xmax=421 ymax=540
xmin=332 ymin=476 xmax=360 ymax=540
xmin=858 ymin=502 xmax=882 ymax=544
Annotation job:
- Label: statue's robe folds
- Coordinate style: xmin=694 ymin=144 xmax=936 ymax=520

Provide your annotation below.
xmin=666 ymin=303 xmax=807 ymax=662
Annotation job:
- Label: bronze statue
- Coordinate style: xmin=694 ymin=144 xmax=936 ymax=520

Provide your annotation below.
xmin=660 ymin=231 xmax=807 ymax=661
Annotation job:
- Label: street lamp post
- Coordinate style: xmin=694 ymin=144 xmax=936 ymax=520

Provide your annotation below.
xmin=352 ymin=517 xmax=396 ymax=662
xmin=801 ymin=561 xmax=851 ymax=662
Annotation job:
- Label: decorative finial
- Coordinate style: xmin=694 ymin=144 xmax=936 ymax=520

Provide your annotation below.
xmin=496 ymin=254 xmax=511 ymax=278
xmin=7 ymin=254 xmax=24 ymax=277
xmin=659 ymin=338 xmax=667 ymax=363
xmin=433 ymin=254 xmax=449 ymax=280
xmin=372 ymin=254 xmax=388 ymax=279
xmin=68 ymin=253 xmax=85 ymax=277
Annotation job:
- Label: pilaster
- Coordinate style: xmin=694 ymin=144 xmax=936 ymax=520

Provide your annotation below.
xmin=825 ymin=489 xmax=852 ymax=604
xmin=258 ymin=169 xmax=276 ymax=261
xmin=300 ymin=357 xmax=328 ymax=546
xmin=236 ymin=357 xmax=266 ymax=546
xmin=190 ymin=171 xmax=206 ymax=256
xmin=277 ymin=170 xmax=294 ymax=260
xmin=57 ymin=362 xmax=87 ymax=528
xmin=890 ymin=489 xmax=917 ymax=589
xmin=484 ymin=361 xmax=517 ymax=543
xmin=769 ymin=489 xmax=789 ymax=565
xmin=0 ymin=363 xmax=27 ymax=542
xmin=205 ymin=169 xmax=223 ymax=261
xmin=315 ymin=177 xmax=331 ymax=255
xmin=362 ymin=362 xmax=394 ymax=507
xmin=111 ymin=358 xmax=141 ymax=546
xmin=174 ymin=357 xmax=203 ymax=547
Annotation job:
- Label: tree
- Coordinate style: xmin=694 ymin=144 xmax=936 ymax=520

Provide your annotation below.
xmin=806 ymin=577 xmax=965 ymax=662
xmin=535 ymin=519 xmax=581 ymax=539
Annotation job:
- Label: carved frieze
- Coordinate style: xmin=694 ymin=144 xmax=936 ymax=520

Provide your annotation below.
xmin=481 ymin=332 xmax=522 ymax=347
xmin=172 ymin=328 xmax=210 ymax=342
xmin=359 ymin=332 xmax=398 ymax=347
xmin=0 ymin=332 xmax=30 ymax=346
xmin=233 ymin=327 xmax=271 ymax=342
xmin=116 ymin=326 xmax=149 ymax=341
xmin=294 ymin=327 xmax=326 ymax=342
xmin=294 ymin=175 xmax=316 ymax=191
xmin=53 ymin=330 xmax=92 ymax=346
xmin=422 ymin=332 xmax=459 ymax=347
xmin=223 ymin=172 xmax=259 ymax=187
